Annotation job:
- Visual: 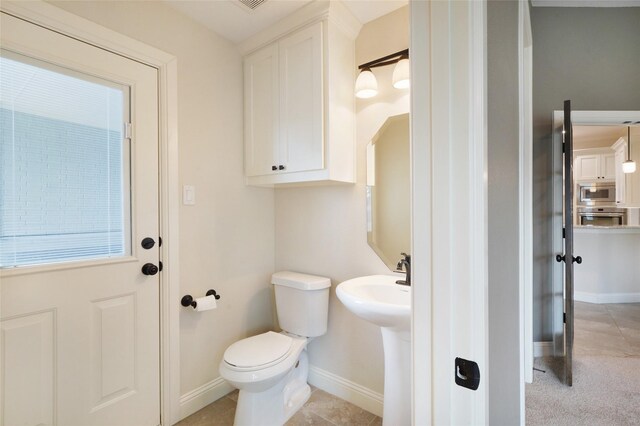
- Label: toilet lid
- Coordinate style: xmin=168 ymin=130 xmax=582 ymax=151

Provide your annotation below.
xmin=224 ymin=331 xmax=293 ymax=368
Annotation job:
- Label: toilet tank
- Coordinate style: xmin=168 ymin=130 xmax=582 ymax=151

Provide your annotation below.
xmin=271 ymin=271 xmax=331 ymax=337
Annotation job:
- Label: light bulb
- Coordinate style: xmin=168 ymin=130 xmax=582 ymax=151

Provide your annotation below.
xmin=355 ymin=69 xmax=378 ymax=99
xmin=392 ymin=58 xmax=410 ymax=89
xmin=623 ymin=160 xmax=636 ymax=174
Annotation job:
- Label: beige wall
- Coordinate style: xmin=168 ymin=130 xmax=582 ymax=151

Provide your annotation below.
xmin=46 ymin=0 xmax=409 ymax=412
xmin=275 ymin=6 xmax=409 ymax=394
xmin=49 ymin=0 xmax=276 ymax=403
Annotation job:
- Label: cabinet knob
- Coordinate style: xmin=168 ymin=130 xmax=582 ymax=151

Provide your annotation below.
xmin=271 ymin=165 xmax=277 ymax=171
xmin=278 ymin=165 xmax=286 ymax=170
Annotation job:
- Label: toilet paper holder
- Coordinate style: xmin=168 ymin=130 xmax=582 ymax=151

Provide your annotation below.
xmin=181 ymin=289 xmax=221 ymax=309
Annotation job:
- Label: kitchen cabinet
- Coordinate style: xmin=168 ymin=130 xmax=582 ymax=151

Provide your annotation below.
xmin=614 ymin=142 xmax=626 ymax=204
xmin=612 ymin=134 xmax=640 ymax=207
xmin=574 ymin=152 xmax=615 ymax=181
xmin=242 ymin=3 xmax=359 ymax=186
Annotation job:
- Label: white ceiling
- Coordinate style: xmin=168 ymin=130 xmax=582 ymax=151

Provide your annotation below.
xmin=163 ymin=0 xmax=407 ymax=44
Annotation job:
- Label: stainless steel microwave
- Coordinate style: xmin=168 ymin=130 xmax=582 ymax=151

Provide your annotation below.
xmin=577 ymin=182 xmax=616 ymax=206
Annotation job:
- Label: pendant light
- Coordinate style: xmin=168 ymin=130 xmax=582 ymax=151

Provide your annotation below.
xmin=355 ymin=49 xmax=409 ymax=99
xmin=623 ymin=126 xmax=636 ymax=174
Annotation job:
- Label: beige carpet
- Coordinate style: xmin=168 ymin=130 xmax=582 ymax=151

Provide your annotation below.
xmin=526 ymin=355 xmax=640 ymax=425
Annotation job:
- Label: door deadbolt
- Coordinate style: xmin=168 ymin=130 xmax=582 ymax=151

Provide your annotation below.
xmin=141 ymin=237 xmax=155 ymax=250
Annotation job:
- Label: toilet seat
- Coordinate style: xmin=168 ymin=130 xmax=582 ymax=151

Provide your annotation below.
xmin=221 ymin=332 xmax=306 ymax=383
xmin=224 ymin=331 xmax=293 ymax=371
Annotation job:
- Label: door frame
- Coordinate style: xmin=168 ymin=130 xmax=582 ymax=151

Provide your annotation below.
xmin=410 ymin=1 xmax=488 ymax=424
xmin=0 ymin=2 xmax=181 ymax=424
xmin=519 ymin=0 xmax=533 ymax=393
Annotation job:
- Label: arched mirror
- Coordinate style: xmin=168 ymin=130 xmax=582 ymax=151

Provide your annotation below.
xmin=366 ymin=113 xmax=410 ymax=270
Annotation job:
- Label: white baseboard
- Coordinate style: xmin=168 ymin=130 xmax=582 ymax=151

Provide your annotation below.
xmin=179 ymin=376 xmax=234 ymax=421
xmin=534 ymin=341 xmax=554 ymax=357
xmin=308 ymin=365 xmax=383 ymax=417
xmin=178 ymin=367 xmax=383 ymax=421
xmin=575 ymin=291 xmax=640 ymax=304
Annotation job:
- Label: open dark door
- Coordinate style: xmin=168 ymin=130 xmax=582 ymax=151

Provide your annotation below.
xmin=556 ymin=100 xmax=582 ymax=386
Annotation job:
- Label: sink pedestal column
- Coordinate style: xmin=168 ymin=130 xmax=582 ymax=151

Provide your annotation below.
xmin=380 ymin=327 xmax=411 ymax=426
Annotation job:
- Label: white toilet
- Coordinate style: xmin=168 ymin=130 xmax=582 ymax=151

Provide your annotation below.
xmin=219 ymin=271 xmax=331 ymax=426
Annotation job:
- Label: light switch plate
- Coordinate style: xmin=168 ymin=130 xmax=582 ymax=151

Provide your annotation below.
xmin=183 ymin=185 xmax=195 ymax=205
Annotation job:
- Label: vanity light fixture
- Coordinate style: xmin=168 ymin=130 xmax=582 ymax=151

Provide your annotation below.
xmin=355 ymin=49 xmax=409 ymax=99
xmin=623 ymin=126 xmax=636 ymax=174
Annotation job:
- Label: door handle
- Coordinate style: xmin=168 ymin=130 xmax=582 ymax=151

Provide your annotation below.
xmin=141 ymin=263 xmax=159 ymax=276
xmin=556 ymin=254 xmax=582 ymax=264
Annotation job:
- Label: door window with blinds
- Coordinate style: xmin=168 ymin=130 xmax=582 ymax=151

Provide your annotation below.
xmin=0 ymin=51 xmax=131 ymax=268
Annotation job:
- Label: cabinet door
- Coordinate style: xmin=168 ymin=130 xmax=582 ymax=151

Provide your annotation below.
xmin=279 ymin=22 xmax=324 ymax=173
xmin=575 ymin=155 xmax=599 ymax=181
xmin=615 ymin=148 xmax=626 ymax=204
xmin=244 ymin=43 xmax=279 ymax=177
xmin=602 ymin=153 xmax=616 ymax=180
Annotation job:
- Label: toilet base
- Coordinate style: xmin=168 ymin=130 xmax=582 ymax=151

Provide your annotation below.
xmin=233 ymin=350 xmax=310 ymax=426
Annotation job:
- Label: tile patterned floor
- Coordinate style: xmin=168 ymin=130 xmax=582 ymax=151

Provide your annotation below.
xmin=178 ymin=302 xmax=640 ymax=426
xmin=175 ymin=386 xmax=382 ymax=426
xmin=574 ymin=301 xmax=640 ymax=356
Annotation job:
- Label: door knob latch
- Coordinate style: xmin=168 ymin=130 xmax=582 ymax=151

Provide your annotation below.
xmin=141 ymin=263 xmax=159 ymax=276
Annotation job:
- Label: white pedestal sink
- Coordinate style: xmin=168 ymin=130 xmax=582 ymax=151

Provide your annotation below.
xmin=336 ymin=275 xmax=410 ymax=426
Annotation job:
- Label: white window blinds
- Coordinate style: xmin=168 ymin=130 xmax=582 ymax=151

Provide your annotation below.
xmin=0 ymin=52 xmax=130 ymax=268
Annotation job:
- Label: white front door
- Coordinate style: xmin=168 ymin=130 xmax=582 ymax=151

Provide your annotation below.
xmin=1 ymin=12 xmax=160 ymax=426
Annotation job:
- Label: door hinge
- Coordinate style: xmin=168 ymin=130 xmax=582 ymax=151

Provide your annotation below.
xmin=563 ymin=227 xmax=566 ymax=239
xmin=563 ymin=312 xmax=567 ymax=324
xmin=562 ymin=142 xmax=565 ymax=153
xmin=124 ymin=122 xmax=132 ymax=139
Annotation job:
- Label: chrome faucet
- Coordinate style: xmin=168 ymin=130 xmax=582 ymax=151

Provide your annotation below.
xmin=395 ymin=252 xmax=411 ymax=286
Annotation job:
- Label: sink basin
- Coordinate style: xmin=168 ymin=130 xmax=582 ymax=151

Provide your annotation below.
xmin=336 ymin=275 xmax=411 ymax=425
xmin=336 ymin=275 xmax=410 ymax=330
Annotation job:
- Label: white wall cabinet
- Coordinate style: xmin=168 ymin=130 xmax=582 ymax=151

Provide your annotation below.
xmin=244 ymin=44 xmax=280 ymax=177
xmin=244 ymin=24 xmax=323 ymax=178
xmin=241 ymin=3 xmax=359 ymax=186
xmin=612 ymin=138 xmax=627 ymax=205
xmin=612 ymin=136 xmax=640 ymax=207
xmin=574 ymin=152 xmax=615 ymax=181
